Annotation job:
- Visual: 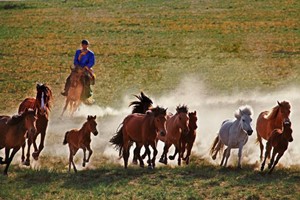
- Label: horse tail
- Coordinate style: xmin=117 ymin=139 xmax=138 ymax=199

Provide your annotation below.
xmin=210 ymin=135 xmax=219 ymax=156
xmin=210 ymin=134 xmax=224 ymax=159
xmin=110 ymin=124 xmax=124 ymax=157
xmin=63 ymin=131 xmax=70 ymax=145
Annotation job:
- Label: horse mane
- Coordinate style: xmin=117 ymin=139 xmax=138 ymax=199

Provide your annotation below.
xmin=176 ymin=105 xmax=188 ymax=114
xmin=149 ymin=106 xmax=167 ymax=117
xmin=36 ymin=83 xmax=53 ymax=110
xmin=265 ymin=101 xmax=290 ymax=120
xmin=129 ymin=92 xmax=153 ymax=114
xmin=234 ymin=105 xmax=253 ymax=119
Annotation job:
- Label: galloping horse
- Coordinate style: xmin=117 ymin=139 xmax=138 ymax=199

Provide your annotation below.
xmin=169 ymin=111 xmax=198 ymax=165
xmin=110 ymin=106 xmax=167 ymax=169
xmin=256 ymin=101 xmax=291 ymax=160
xmin=210 ymin=105 xmax=253 ymax=168
xmin=63 ymin=115 xmax=98 ymax=172
xmin=61 ymin=67 xmax=85 ymax=117
xmin=261 ymin=118 xmax=293 ymax=174
xmin=18 ymin=83 xmax=52 ymax=165
xmin=129 ymin=92 xmax=153 ymax=164
xmin=0 ymin=109 xmax=37 ymax=175
xmin=159 ymin=105 xmax=190 ymax=166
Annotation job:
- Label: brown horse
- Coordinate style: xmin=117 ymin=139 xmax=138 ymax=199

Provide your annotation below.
xmin=0 ymin=109 xmax=37 ymax=175
xmin=261 ymin=118 xmax=293 ymax=174
xmin=18 ymin=83 xmax=52 ymax=166
xmin=110 ymin=106 xmax=167 ymax=169
xmin=256 ymin=101 xmax=291 ymax=160
xmin=158 ymin=105 xmax=190 ymax=166
xmin=63 ymin=115 xmax=98 ymax=173
xmin=61 ymin=67 xmax=85 ymax=117
xmin=169 ymin=111 xmax=198 ymax=165
xmin=129 ymin=91 xmax=153 ymax=164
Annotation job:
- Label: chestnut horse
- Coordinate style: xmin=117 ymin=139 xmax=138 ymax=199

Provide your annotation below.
xmin=169 ymin=111 xmax=198 ymax=165
xmin=63 ymin=115 xmax=98 ymax=173
xmin=18 ymin=83 xmax=52 ymax=165
xmin=0 ymin=109 xmax=37 ymax=175
xmin=158 ymin=105 xmax=190 ymax=166
xmin=110 ymin=106 xmax=167 ymax=169
xmin=261 ymin=118 xmax=293 ymax=174
xmin=256 ymin=101 xmax=291 ymax=160
xmin=61 ymin=67 xmax=86 ymax=117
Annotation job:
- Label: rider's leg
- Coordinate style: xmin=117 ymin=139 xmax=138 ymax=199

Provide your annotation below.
xmin=61 ymin=76 xmax=71 ymax=96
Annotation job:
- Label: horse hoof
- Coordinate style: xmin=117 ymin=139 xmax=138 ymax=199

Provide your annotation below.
xmin=32 ymin=152 xmax=39 ymax=160
xmin=148 ymin=165 xmax=153 ymax=170
xmin=132 ymin=160 xmax=138 ymax=165
xmin=212 ymin=155 xmax=217 ymax=160
xmin=159 ymin=158 xmax=167 ymax=165
xmin=23 ymin=160 xmax=30 ymax=166
xmin=168 ymin=156 xmax=175 ymax=160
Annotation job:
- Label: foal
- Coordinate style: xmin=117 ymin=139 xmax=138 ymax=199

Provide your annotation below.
xmin=63 ymin=115 xmax=98 ymax=172
xmin=261 ymin=118 xmax=293 ymax=174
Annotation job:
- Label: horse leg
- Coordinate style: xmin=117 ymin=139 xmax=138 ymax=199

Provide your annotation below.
xmin=33 ymin=131 xmax=46 ymax=160
xmin=86 ymin=145 xmax=93 ymax=163
xmin=21 ymin=143 xmax=26 ymax=163
xmin=169 ymin=148 xmax=178 ymax=160
xmin=61 ymin=99 xmax=70 ymax=117
xmin=159 ymin=143 xmax=170 ymax=165
xmin=3 ymin=147 xmax=20 ymax=175
xmin=257 ymin=133 xmax=264 ymax=161
xmin=268 ymin=148 xmax=276 ymax=170
xmin=135 ymin=144 xmax=144 ymax=168
xmin=223 ymin=147 xmax=231 ymax=167
xmin=269 ymin=151 xmax=284 ymax=174
xmin=184 ymin=143 xmax=192 ymax=165
xmin=177 ymin=145 xmax=182 ymax=166
xmin=132 ymin=144 xmax=139 ymax=165
xmin=220 ymin=147 xmax=228 ymax=167
xmin=261 ymin=142 xmax=272 ymax=171
xmin=237 ymin=144 xmax=244 ymax=169
xmin=23 ymin=138 xmax=33 ymax=166
xmin=212 ymin=137 xmax=222 ymax=160
xmin=149 ymin=142 xmax=157 ymax=169
xmin=82 ymin=147 xmax=87 ymax=167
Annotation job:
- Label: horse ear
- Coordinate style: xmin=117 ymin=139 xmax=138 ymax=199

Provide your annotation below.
xmin=93 ymin=115 xmax=96 ymax=119
xmin=239 ymin=109 xmax=243 ymax=115
xmin=87 ymin=115 xmax=91 ymax=120
xmin=277 ymin=101 xmax=281 ymax=106
xmin=194 ymin=111 xmax=196 ymax=114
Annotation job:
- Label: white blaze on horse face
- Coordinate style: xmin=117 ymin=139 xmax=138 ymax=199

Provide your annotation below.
xmin=41 ymin=92 xmax=45 ymax=112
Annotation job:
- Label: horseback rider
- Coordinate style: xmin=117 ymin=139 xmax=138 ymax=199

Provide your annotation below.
xmin=61 ymin=39 xmax=95 ymax=103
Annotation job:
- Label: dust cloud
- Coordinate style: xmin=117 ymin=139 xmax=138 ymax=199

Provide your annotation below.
xmin=4 ymin=77 xmax=300 ymax=169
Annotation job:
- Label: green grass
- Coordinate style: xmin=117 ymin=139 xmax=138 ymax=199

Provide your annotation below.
xmin=0 ymin=0 xmax=300 ymax=199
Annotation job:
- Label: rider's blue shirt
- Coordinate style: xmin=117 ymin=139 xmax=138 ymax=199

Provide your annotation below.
xmin=73 ymin=49 xmax=95 ymax=69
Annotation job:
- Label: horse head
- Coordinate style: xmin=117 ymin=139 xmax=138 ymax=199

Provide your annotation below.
xmin=36 ymin=83 xmax=52 ymax=115
xmin=283 ymin=118 xmax=293 ymax=142
xmin=151 ymin=106 xmax=167 ymax=136
xmin=188 ymin=111 xmax=198 ymax=131
xmin=277 ymin=101 xmax=291 ymax=120
xmin=87 ymin=115 xmax=98 ymax=136
xmin=176 ymin=105 xmax=190 ymax=135
xmin=70 ymin=67 xmax=85 ymax=88
xmin=23 ymin=108 xmax=37 ymax=139
xmin=236 ymin=106 xmax=253 ymax=136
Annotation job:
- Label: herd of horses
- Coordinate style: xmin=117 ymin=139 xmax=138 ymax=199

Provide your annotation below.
xmin=0 ymin=78 xmax=294 ymax=175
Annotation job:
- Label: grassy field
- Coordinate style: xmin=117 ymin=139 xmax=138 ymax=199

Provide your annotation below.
xmin=0 ymin=0 xmax=300 ymax=199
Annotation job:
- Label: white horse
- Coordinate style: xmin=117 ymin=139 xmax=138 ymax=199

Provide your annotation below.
xmin=210 ymin=105 xmax=254 ymax=168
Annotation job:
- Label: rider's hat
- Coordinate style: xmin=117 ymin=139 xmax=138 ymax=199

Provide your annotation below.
xmin=81 ymin=39 xmax=89 ymax=45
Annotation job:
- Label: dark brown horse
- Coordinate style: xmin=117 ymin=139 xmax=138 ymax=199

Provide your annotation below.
xmin=18 ymin=83 xmax=52 ymax=165
xmin=63 ymin=115 xmax=98 ymax=173
xmin=110 ymin=106 xmax=167 ymax=169
xmin=158 ymin=105 xmax=190 ymax=166
xmin=169 ymin=111 xmax=198 ymax=165
xmin=261 ymin=118 xmax=293 ymax=174
xmin=0 ymin=109 xmax=37 ymax=175
xmin=256 ymin=101 xmax=291 ymax=160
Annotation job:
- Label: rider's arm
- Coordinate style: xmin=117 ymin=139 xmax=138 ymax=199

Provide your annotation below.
xmin=86 ymin=52 xmax=95 ymax=69
xmin=73 ymin=50 xmax=81 ymax=66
